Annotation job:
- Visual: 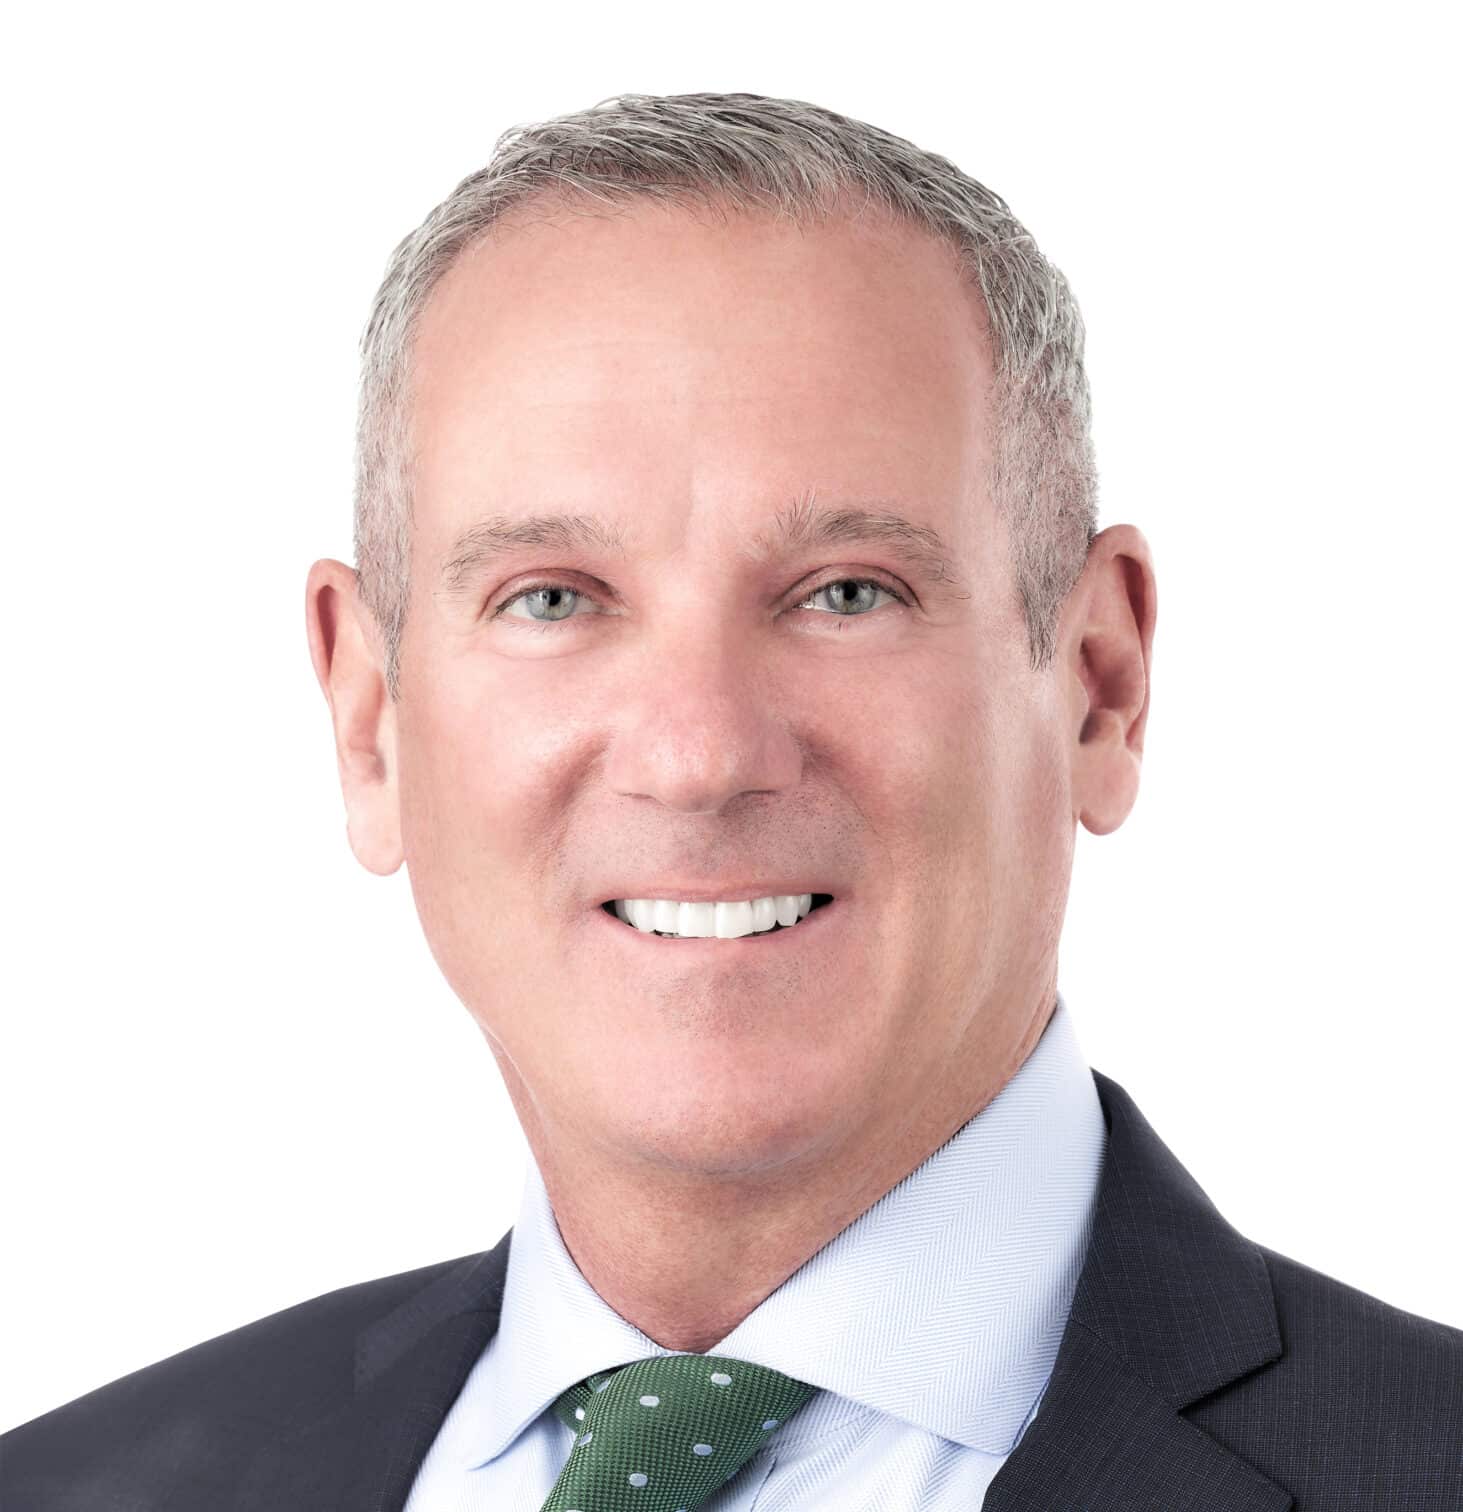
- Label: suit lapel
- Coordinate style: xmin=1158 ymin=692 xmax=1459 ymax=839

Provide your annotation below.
xmin=986 ymin=1070 xmax=1292 ymax=1510
xmin=238 ymin=1239 xmax=513 ymax=1512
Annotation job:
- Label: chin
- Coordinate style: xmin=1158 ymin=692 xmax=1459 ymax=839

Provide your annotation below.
xmin=598 ymin=1051 xmax=857 ymax=1174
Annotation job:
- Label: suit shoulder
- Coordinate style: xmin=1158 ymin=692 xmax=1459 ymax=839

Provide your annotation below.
xmin=1260 ymin=1242 xmax=1463 ymax=1377
xmin=0 ymin=1250 xmax=492 ymax=1509
xmin=1187 ymin=1244 xmax=1463 ymax=1503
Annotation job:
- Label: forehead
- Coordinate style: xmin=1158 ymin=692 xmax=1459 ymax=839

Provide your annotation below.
xmin=406 ymin=196 xmax=996 ymax=567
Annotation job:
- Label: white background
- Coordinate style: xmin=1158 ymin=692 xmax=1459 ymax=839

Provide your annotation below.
xmin=3 ymin=0 xmax=1459 ymax=1434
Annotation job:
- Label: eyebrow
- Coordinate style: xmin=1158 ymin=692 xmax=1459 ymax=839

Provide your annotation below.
xmin=435 ymin=489 xmax=971 ymax=600
xmin=438 ymin=511 xmax=629 ymax=598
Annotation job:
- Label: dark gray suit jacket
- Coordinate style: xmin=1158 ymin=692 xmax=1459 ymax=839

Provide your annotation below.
xmin=4 ymin=1071 xmax=1461 ymax=1509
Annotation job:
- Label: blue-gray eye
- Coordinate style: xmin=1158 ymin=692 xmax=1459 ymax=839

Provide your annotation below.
xmin=495 ymin=574 xmax=903 ymax=626
xmin=497 ymin=585 xmax=590 ymax=622
xmin=802 ymin=579 xmax=897 ymax=615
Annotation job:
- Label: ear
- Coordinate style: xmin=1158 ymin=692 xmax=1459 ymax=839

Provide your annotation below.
xmin=1062 ymin=524 xmax=1157 ymax=836
xmin=304 ymin=558 xmax=403 ymax=875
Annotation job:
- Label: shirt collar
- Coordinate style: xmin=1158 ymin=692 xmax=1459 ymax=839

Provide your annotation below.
xmin=450 ymin=990 xmax=1105 ymax=1465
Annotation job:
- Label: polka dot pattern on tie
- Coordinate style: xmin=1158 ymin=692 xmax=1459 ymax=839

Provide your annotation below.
xmin=542 ymin=1353 xmax=816 ymax=1511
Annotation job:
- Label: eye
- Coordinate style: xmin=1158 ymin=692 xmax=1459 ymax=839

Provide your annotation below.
xmin=492 ymin=583 xmax=602 ymax=626
xmin=489 ymin=573 xmax=910 ymax=628
xmin=795 ymin=576 xmax=908 ymax=617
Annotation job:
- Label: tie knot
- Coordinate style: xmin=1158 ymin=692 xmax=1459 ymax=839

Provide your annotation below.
xmin=545 ymin=1353 xmax=816 ymax=1510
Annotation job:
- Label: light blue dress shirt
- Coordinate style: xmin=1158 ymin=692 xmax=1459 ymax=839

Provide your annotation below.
xmin=404 ymin=990 xmax=1106 ymax=1511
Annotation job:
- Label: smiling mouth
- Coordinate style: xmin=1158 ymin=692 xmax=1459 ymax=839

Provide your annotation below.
xmin=598 ymin=889 xmax=834 ymax=937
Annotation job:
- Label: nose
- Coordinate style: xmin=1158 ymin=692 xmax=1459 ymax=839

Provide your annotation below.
xmin=601 ymin=625 xmax=804 ymax=815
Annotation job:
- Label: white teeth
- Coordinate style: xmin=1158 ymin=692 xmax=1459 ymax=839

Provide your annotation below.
xmin=679 ymin=902 xmax=716 ymax=937
xmin=714 ymin=901 xmax=755 ymax=939
xmin=618 ymin=894 xmax=819 ymax=938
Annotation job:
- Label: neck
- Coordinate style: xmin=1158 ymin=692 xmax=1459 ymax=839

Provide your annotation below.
xmin=495 ymin=992 xmax=1055 ymax=1354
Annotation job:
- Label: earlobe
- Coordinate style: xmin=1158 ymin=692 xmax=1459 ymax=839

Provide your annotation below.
xmin=1066 ymin=525 xmax=1157 ymax=837
xmin=1077 ymin=716 xmax=1142 ymax=836
xmin=342 ymin=689 xmax=403 ymax=877
xmin=305 ymin=558 xmax=404 ymax=876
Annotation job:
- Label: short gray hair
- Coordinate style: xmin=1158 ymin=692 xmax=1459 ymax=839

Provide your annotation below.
xmin=354 ymin=91 xmax=1098 ymax=701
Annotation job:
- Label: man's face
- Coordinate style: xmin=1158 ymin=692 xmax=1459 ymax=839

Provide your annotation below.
xmin=390 ymin=199 xmax=1078 ymax=1178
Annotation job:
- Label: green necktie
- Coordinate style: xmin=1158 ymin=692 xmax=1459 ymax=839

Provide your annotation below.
xmin=540 ymin=1352 xmax=817 ymax=1511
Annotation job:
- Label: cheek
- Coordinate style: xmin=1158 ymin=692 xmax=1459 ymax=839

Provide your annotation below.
xmin=394 ymin=690 xmax=551 ymax=978
xmin=858 ymin=671 xmax=1054 ymax=935
xmin=983 ymin=701 xmax=1073 ymax=971
xmin=398 ymin=697 xmax=493 ymax=868
xmin=854 ymin=669 xmax=996 ymax=836
xmin=399 ymin=662 xmax=573 ymax=853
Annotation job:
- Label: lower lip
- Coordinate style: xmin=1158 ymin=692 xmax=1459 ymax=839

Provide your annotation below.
xmin=592 ymin=899 xmax=841 ymax=953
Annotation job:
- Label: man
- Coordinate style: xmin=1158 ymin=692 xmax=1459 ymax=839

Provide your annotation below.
xmin=4 ymin=89 xmax=1459 ymax=1511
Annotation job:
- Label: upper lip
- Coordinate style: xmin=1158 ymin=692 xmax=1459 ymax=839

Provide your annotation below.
xmin=598 ymin=883 xmax=835 ymax=905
